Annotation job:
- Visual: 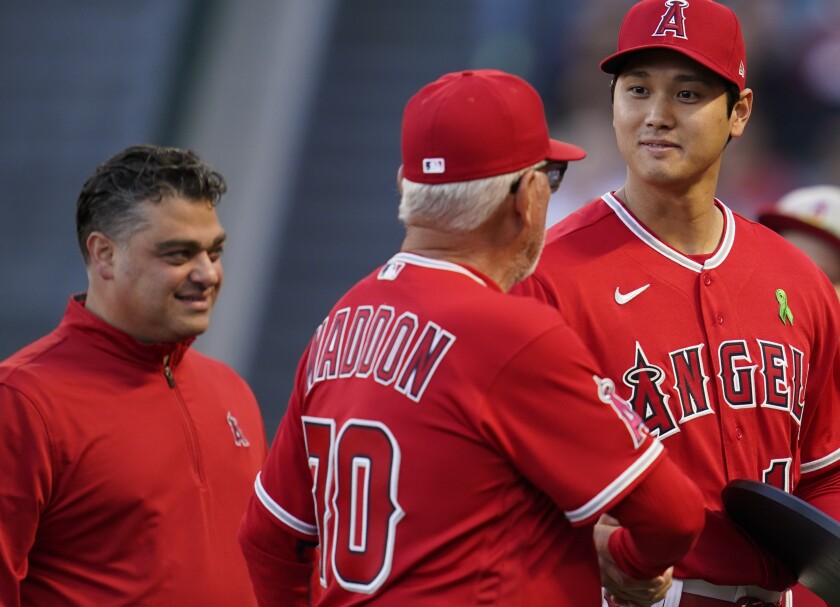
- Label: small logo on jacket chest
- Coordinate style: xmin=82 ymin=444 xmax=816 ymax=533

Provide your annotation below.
xmin=227 ymin=411 xmax=250 ymax=447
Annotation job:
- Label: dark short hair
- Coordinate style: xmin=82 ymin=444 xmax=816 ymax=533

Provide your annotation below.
xmin=76 ymin=144 xmax=227 ymax=264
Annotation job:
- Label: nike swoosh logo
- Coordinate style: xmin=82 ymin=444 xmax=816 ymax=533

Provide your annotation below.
xmin=615 ymin=284 xmax=650 ymax=305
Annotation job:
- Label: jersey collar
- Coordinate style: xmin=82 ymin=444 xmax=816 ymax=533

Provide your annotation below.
xmin=602 ymin=192 xmax=736 ymax=272
xmin=386 ymin=252 xmax=502 ymax=290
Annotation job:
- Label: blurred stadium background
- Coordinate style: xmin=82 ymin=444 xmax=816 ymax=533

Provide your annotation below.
xmin=2 ymin=0 xmax=839 ymax=437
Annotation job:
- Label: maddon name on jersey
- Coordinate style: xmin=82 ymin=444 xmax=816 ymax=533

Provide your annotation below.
xmin=304 ymin=305 xmax=456 ymax=402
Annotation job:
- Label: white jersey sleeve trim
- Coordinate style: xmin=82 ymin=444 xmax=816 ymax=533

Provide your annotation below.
xmin=801 ymin=446 xmax=840 ymax=474
xmin=254 ymin=472 xmax=318 ymax=537
xmin=565 ymin=440 xmax=664 ymax=523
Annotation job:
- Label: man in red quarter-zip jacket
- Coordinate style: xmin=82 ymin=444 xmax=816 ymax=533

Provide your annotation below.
xmin=0 ymin=145 xmax=267 ymax=606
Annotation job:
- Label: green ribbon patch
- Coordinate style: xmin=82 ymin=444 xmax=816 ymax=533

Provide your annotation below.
xmin=776 ymin=289 xmax=794 ymax=325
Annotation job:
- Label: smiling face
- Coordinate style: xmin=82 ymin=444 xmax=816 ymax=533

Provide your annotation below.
xmin=87 ymin=195 xmax=226 ymax=343
xmin=612 ymin=49 xmax=751 ymax=192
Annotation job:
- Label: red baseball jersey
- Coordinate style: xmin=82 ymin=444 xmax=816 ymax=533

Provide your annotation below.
xmin=253 ymin=252 xmax=666 ymax=606
xmin=514 ymin=193 xmax=840 ymax=584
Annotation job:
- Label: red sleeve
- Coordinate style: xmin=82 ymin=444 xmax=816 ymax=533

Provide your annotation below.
xmin=0 ymin=385 xmax=53 ymax=607
xmin=797 ymin=279 xmax=840 ymax=514
xmin=794 ymin=458 xmax=840 ymax=605
xmin=673 ymin=509 xmax=796 ymax=589
xmin=509 ymin=269 xmax=559 ymax=307
xmin=238 ymin=497 xmax=316 ymax=607
xmin=479 ymin=327 xmax=666 ymax=522
xmin=795 ymin=460 xmax=840 ymax=519
xmin=238 ymin=352 xmax=323 ymax=607
xmin=607 ymin=454 xmax=704 ymax=578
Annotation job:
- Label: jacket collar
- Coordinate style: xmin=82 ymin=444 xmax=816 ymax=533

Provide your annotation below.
xmin=58 ymin=294 xmax=194 ymax=370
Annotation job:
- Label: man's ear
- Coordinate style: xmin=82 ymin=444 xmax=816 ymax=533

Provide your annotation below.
xmin=86 ymin=232 xmax=117 ymax=280
xmin=511 ymin=169 xmax=538 ymax=230
xmin=396 ymin=164 xmax=404 ymax=195
xmin=730 ymin=87 xmax=753 ymax=139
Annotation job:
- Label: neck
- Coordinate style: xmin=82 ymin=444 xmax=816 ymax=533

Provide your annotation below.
xmin=616 ymin=181 xmax=724 ymax=256
xmin=400 ymin=224 xmax=522 ymax=292
xmin=83 ymin=282 xmax=151 ymax=343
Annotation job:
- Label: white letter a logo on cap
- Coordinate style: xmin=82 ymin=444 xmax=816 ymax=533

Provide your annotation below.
xmin=654 ymin=0 xmax=689 ymax=39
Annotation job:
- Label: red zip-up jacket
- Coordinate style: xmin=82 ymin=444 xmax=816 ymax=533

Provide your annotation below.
xmin=0 ymin=296 xmax=267 ymax=606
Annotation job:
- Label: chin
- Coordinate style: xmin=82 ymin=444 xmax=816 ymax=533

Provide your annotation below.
xmin=174 ymin=319 xmax=211 ymax=341
xmin=187 ymin=324 xmax=211 ymax=338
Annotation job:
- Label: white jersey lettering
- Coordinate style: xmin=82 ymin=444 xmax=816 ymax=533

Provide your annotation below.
xmin=306 ymin=305 xmax=455 ymax=402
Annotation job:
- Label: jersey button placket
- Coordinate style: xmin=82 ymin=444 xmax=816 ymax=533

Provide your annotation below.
xmin=701 ymin=269 xmax=742 ymax=474
xmin=703 ymin=271 xmax=724 ymax=324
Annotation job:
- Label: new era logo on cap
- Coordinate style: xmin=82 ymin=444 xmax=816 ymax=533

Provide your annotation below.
xmin=423 ymin=158 xmax=445 ymax=174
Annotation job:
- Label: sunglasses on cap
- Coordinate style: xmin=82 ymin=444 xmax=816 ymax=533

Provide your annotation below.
xmin=510 ymin=162 xmax=568 ymax=195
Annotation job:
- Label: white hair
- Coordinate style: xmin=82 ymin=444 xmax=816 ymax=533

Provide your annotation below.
xmin=399 ymin=162 xmax=542 ymax=231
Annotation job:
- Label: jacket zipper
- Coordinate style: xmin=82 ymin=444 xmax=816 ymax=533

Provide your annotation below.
xmin=163 ymin=357 xmax=176 ymax=388
xmin=163 ymin=355 xmax=207 ymax=486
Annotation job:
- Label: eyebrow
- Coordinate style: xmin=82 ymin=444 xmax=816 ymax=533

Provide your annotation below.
xmin=622 ymin=68 xmax=715 ymax=85
xmin=155 ymin=233 xmax=227 ymax=252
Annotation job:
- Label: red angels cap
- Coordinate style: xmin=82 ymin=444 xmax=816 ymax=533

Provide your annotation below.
xmin=401 ymin=69 xmax=586 ymax=184
xmin=758 ymin=185 xmax=840 ymax=255
xmin=600 ymin=0 xmax=747 ymax=90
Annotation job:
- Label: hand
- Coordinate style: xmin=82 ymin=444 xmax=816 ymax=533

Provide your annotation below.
xmin=594 ymin=514 xmax=673 ymax=607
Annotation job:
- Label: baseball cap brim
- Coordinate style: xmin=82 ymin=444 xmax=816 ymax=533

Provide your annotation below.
xmin=757 ymin=210 xmax=840 ymax=257
xmin=600 ymin=46 xmax=740 ymax=89
xmin=548 ymin=139 xmax=586 ymax=162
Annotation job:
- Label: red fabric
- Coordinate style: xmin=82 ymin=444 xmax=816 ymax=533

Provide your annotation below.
xmin=681 ymin=594 xmax=739 ymax=607
xmin=790 ymin=460 xmax=839 ymax=607
xmin=606 ymin=594 xmax=740 ymax=607
xmin=791 ymin=585 xmax=828 ymax=607
xmin=608 ymin=455 xmax=704 ymax=579
xmin=401 ymin=70 xmax=585 ymax=184
xmin=0 ymin=296 xmax=267 ymax=606
xmin=241 ymin=253 xmax=698 ymax=606
xmin=600 ymin=0 xmax=747 ymax=90
xmin=513 ymin=195 xmax=840 ymax=589
xmin=239 ymin=498 xmax=315 ymax=607
xmin=674 ymin=511 xmax=795 ymax=590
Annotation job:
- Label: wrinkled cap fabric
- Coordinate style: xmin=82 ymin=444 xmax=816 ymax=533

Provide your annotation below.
xmin=758 ymin=185 xmax=840 ymax=255
xmin=600 ymin=0 xmax=747 ymax=90
xmin=401 ymin=69 xmax=586 ymax=184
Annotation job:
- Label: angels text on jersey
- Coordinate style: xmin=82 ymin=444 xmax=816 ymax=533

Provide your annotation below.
xmin=623 ymin=339 xmax=807 ymax=440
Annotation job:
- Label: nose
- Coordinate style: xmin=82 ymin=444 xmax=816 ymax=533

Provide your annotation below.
xmin=644 ymin=93 xmax=674 ymax=129
xmin=190 ymin=251 xmax=221 ymax=286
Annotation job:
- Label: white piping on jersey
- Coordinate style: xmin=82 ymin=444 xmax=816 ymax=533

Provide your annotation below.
xmin=602 ymin=193 xmax=736 ymax=272
xmin=386 ymin=252 xmax=488 ymax=287
xmin=254 ymin=472 xmax=318 ymax=537
xmin=801 ymin=446 xmax=840 ymax=474
xmin=565 ymin=440 xmax=664 ymax=523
